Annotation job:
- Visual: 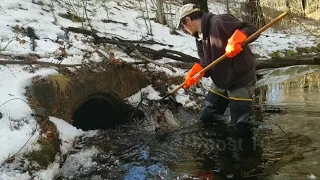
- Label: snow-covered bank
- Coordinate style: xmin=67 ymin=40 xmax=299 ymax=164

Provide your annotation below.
xmin=0 ymin=0 xmax=319 ymax=178
xmin=0 ymin=66 xmax=57 ymax=164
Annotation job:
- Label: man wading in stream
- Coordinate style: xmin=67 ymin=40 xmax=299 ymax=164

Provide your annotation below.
xmin=176 ymin=3 xmax=259 ymax=131
xmin=176 ymin=4 xmax=262 ymax=177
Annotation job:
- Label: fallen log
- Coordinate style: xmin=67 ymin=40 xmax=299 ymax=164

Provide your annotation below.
xmin=256 ymin=54 xmax=320 ymax=69
xmin=0 ymin=60 xmax=83 ymax=67
xmin=168 ymin=54 xmax=320 ymax=70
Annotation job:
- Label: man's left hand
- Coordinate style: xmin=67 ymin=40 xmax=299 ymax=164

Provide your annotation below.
xmin=225 ymin=29 xmax=247 ymax=58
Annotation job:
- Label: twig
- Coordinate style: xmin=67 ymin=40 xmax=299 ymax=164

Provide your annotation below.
xmin=164 ymin=0 xmax=175 ymax=30
xmin=138 ymin=0 xmax=152 ymax=35
xmin=144 ymin=0 xmax=153 ymax=35
xmin=93 ymin=145 xmax=109 ymax=157
xmin=0 ymin=5 xmax=6 ymax=13
xmin=273 ymin=122 xmax=292 ymax=144
xmin=84 ymin=0 xmax=94 ymax=33
xmin=49 ymin=0 xmax=58 ymax=25
xmin=0 ymin=60 xmax=84 ymax=67
xmin=0 ymin=32 xmax=20 ymax=52
xmin=291 ymin=17 xmax=319 ymax=37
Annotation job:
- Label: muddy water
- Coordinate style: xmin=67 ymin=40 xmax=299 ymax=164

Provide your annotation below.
xmin=59 ymin=71 xmax=320 ymax=180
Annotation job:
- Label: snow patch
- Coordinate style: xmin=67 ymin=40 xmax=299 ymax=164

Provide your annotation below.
xmin=49 ymin=117 xmax=83 ymax=155
xmin=0 ymin=66 xmax=58 ymax=165
xmin=125 ymin=85 xmax=162 ymax=105
xmin=60 ymin=147 xmax=99 ymax=178
xmin=251 ymin=28 xmax=318 ymax=58
xmin=0 ymin=172 xmax=31 ymax=180
xmin=308 ymin=173 xmax=318 ymax=179
xmin=34 ymin=161 xmax=60 ymax=180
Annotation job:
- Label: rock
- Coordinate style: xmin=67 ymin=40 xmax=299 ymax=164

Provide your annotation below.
xmin=163 ymin=109 xmax=180 ymax=128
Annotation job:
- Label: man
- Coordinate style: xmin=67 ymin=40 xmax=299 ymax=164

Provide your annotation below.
xmin=176 ymin=4 xmax=260 ymax=130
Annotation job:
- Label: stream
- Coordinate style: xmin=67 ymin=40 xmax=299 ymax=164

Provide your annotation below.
xmin=58 ymin=70 xmax=320 ymax=180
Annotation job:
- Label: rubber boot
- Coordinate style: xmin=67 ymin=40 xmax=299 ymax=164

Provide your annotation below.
xmin=199 ymin=90 xmax=229 ymax=128
xmin=229 ymin=100 xmax=262 ymax=177
xmin=229 ymin=99 xmax=255 ymax=160
xmin=229 ymin=100 xmax=254 ymax=129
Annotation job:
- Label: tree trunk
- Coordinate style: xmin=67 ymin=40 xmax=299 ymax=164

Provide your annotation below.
xmin=301 ymin=0 xmax=307 ymax=17
xmin=156 ymin=0 xmax=165 ymax=24
xmin=241 ymin=0 xmax=265 ymax=28
xmin=182 ymin=0 xmax=209 ymax=12
xmin=225 ymin=0 xmax=230 ymax=14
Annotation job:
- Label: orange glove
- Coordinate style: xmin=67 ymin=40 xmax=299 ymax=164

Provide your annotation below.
xmin=183 ymin=63 xmax=204 ymax=89
xmin=225 ymin=29 xmax=247 ymax=58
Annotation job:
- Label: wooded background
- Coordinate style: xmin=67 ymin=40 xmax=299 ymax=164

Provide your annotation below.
xmin=152 ymin=0 xmax=319 ymax=32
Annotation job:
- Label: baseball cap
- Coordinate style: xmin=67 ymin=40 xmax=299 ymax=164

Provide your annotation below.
xmin=176 ymin=3 xmax=201 ymax=29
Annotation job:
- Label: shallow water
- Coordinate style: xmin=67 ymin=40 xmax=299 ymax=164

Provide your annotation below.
xmin=59 ymin=71 xmax=320 ymax=180
xmin=257 ymin=72 xmax=320 ymax=180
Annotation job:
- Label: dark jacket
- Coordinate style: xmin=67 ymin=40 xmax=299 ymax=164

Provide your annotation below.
xmin=195 ymin=13 xmax=259 ymax=90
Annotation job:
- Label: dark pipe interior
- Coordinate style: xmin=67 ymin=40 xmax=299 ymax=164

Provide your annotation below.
xmin=72 ymin=96 xmax=125 ymax=131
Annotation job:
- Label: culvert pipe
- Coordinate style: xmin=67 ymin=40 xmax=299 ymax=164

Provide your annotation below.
xmin=72 ymin=93 xmax=132 ymax=131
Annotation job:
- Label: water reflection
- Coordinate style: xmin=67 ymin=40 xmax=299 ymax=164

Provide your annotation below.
xmin=256 ymin=71 xmax=320 ymax=180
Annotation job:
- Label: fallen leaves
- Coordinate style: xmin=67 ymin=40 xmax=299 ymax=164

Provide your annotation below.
xmin=59 ymin=47 xmax=68 ymax=57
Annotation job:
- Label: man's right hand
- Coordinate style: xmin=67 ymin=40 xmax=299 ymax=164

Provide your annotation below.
xmin=184 ymin=63 xmax=204 ymax=89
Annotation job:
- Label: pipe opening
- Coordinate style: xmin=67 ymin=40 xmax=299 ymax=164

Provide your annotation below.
xmin=72 ymin=94 xmax=129 ymax=131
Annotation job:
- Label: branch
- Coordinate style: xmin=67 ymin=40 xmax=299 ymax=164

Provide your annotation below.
xmin=167 ymin=61 xmax=194 ymax=69
xmin=84 ymin=0 xmax=94 ymax=33
xmin=158 ymin=48 xmax=198 ymax=62
xmin=65 ymin=26 xmax=100 ymax=39
xmin=0 ymin=60 xmax=84 ymax=67
xmin=134 ymin=50 xmax=176 ymax=72
xmin=101 ymin=19 xmax=128 ymax=26
xmin=66 ymin=27 xmax=197 ymax=62
xmin=113 ymin=36 xmax=173 ymax=47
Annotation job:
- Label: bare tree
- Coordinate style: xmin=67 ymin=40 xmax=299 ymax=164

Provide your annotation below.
xmin=242 ymin=0 xmax=265 ymax=28
xmin=138 ymin=0 xmax=153 ymax=35
xmin=155 ymin=0 xmax=166 ymax=24
xmin=163 ymin=0 xmax=177 ymax=33
xmin=225 ymin=0 xmax=230 ymax=14
xmin=182 ymin=0 xmax=209 ymax=12
xmin=301 ymin=0 xmax=307 ymax=16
